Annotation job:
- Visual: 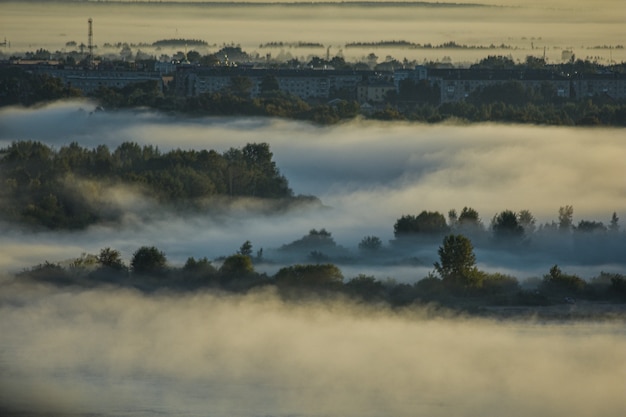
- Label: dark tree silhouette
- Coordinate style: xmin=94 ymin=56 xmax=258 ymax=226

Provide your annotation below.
xmin=131 ymin=246 xmax=167 ymax=276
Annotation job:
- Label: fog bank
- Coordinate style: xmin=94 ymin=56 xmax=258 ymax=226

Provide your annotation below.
xmin=1 ymin=103 xmax=625 ymax=279
xmin=1 ymin=279 xmax=624 ymax=417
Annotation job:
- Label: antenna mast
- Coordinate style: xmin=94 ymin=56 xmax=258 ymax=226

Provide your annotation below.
xmin=88 ymin=18 xmax=93 ymax=68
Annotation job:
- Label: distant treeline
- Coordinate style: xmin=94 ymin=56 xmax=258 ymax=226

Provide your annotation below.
xmin=345 ymin=40 xmax=514 ymax=49
xmin=259 ymin=41 xmax=325 ymax=48
xmin=152 ymin=39 xmax=208 ymax=47
xmin=0 ymin=141 xmax=306 ymax=229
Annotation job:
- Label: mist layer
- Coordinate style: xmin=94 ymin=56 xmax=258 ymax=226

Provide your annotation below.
xmin=1 ymin=279 xmax=624 ymax=417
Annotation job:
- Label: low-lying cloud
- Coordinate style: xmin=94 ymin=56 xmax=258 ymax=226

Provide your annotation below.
xmin=0 ymin=280 xmax=624 ymax=417
xmin=1 ymin=102 xmax=625 ymax=279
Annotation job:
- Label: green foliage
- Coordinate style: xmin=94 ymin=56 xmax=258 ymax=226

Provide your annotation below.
xmin=575 ymin=220 xmax=606 ymax=234
xmin=131 ymin=246 xmax=167 ymax=276
xmin=609 ymin=275 xmax=626 ymax=299
xmin=93 ymin=80 xmax=162 ymax=109
xmin=183 ymin=257 xmax=217 ymax=281
xmin=358 ymin=235 xmax=382 ymax=252
xmin=541 ymin=265 xmax=587 ymax=296
xmin=238 ymin=241 xmax=253 ymax=257
xmin=97 ymin=247 xmax=126 ymax=271
xmin=518 ymin=210 xmax=536 ymax=235
xmin=453 ymin=206 xmax=484 ymax=234
xmin=219 ymin=254 xmax=254 ymax=280
xmin=345 ymin=274 xmax=385 ymax=301
xmin=558 ymin=205 xmax=574 ymax=233
xmin=275 ymin=264 xmax=343 ymax=288
xmin=17 ymin=261 xmax=73 ymax=284
xmin=491 ymin=210 xmax=524 ymax=241
xmin=434 ymin=234 xmax=482 ymax=289
xmin=414 ymin=275 xmax=446 ymax=298
xmin=280 ymin=229 xmax=337 ymax=252
xmin=393 ymin=211 xmax=449 ymax=237
xmin=472 ymin=55 xmax=516 ymax=69
xmin=152 ymin=39 xmax=208 ymax=47
xmin=480 ymin=273 xmax=520 ymax=295
xmin=260 ymin=75 xmax=280 ymax=95
xmin=0 ymin=141 xmax=294 ymax=229
xmin=0 ymin=67 xmax=82 ymax=107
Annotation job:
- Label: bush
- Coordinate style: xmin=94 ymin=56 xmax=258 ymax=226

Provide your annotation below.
xmin=540 ymin=265 xmax=587 ymax=297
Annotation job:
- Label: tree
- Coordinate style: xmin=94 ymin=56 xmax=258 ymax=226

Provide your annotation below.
xmin=575 ymin=220 xmax=606 ymax=234
xmin=260 ymin=74 xmax=280 ymax=95
xmin=185 ymin=50 xmax=201 ymax=63
xmin=558 ymin=205 xmax=574 ymax=233
xmin=183 ymin=256 xmax=217 ymax=281
xmin=518 ymin=209 xmax=536 ymax=235
xmin=448 ymin=209 xmax=458 ymax=228
xmin=280 ymin=229 xmax=337 ymax=252
xmin=131 ymin=246 xmax=167 ymax=276
xmin=472 ymin=55 xmax=515 ymax=69
xmin=345 ymin=274 xmax=384 ymax=300
xmin=492 ymin=210 xmax=524 ymax=241
xmin=358 ymin=235 xmax=382 ymax=252
xmin=541 ymin=265 xmax=586 ymax=296
xmin=97 ymin=247 xmax=125 ymax=271
xmin=609 ymin=212 xmax=620 ymax=233
xmin=219 ymin=254 xmax=254 ymax=278
xmin=229 ymin=76 xmax=253 ymax=98
xmin=238 ymin=240 xmax=253 ymax=257
xmin=458 ymin=207 xmax=480 ymax=226
xmin=275 ymin=264 xmax=343 ymax=288
xmin=433 ymin=234 xmax=481 ymax=288
xmin=456 ymin=207 xmax=483 ymax=233
xmin=393 ymin=211 xmax=449 ymax=237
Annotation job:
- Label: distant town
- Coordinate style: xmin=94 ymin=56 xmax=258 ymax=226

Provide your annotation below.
xmin=2 ymin=38 xmax=625 ymax=125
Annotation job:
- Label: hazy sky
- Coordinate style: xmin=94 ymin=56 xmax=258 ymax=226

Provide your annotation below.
xmin=1 ymin=0 xmax=624 ymax=64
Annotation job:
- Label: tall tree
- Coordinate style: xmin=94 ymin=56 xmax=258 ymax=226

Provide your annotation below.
xmin=558 ymin=205 xmax=574 ymax=233
xmin=518 ymin=209 xmax=536 ymax=235
xmin=433 ymin=234 xmax=481 ymax=288
xmin=609 ymin=212 xmax=620 ymax=233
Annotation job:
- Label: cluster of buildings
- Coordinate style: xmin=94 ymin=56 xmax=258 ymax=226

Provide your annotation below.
xmin=8 ymin=59 xmax=626 ymax=105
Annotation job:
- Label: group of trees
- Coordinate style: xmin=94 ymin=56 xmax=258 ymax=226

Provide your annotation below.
xmin=0 ymin=141 xmax=300 ymax=229
xmin=17 ymin=234 xmax=626 ymax=309
xmin=0 ymin=67 xmax=82 ymax=107
xmin=392 ymin=207 xmax=620 ymax=244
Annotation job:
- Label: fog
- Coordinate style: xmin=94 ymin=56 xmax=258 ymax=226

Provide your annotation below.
xmin=1 ymin=101 xmax=625 ymax=281
xmin=0 ymin=278 xmax=624 ymax=417
xmin=2 ymin=0 xmax=625 ymax=64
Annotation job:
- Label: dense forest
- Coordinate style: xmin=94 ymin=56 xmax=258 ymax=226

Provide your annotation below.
xmin=0 ymin=141 xmax=318 ymax=229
